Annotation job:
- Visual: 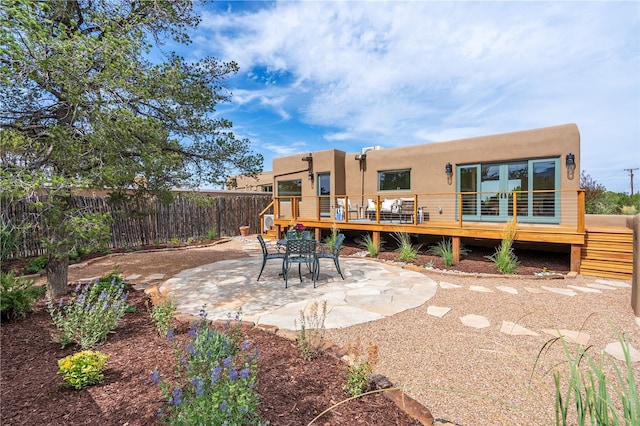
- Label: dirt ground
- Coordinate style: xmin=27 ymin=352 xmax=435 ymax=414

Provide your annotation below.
xmin=2 ymin=238 xmax=429 ymax=426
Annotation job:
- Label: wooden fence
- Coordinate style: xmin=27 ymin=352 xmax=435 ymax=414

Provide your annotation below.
xmin=1 ymin=193 xmax=272 ymax=259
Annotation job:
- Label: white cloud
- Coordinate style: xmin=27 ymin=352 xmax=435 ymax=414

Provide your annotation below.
xmin=191 ymin=1 xmax=639 ymax=193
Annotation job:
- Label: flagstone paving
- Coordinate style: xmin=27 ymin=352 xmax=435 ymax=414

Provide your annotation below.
xmin=75 ymin=236 xmax=640 ymax=364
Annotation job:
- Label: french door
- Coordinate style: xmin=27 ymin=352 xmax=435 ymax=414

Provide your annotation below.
xmin=459 ymin=159 xmax=559 ymax=223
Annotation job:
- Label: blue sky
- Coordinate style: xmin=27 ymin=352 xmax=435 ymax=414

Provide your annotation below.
xmin=172 ymin=1 xmax=639 ymax=194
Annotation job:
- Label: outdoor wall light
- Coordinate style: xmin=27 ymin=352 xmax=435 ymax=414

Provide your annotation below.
xmin=565 ymin=153 xmax=576 ymax=180
xmin=445 ymin=162 xmax=453 ymax=185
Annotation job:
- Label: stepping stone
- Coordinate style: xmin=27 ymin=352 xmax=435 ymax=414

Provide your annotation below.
xmin=133 ymin=282 xmax=152 ymax=290
xmin=524 ymin=287 xmax=544 ymax=294
xmin=146 ymin=273 xmax=166 ymax=281
xmin=596 ymin=279 xmax=631 ymax=288
xmin=427 ymin=306 xmax=451 ymax=318
xmin=541 ymin=329 xmax=590 ymax=346
xmin=541 ymin=286 xmax=577 ymax=296
xmin=604 ymin=342 xmax=640 ymax=363
xmin=586 ymin=283 xmax=617 ymax=290
xmin=496 ymin=286 xmax=518 ymax=295
xmin=77 ymin=277 xmax=99 ymax=284
xmin=470 ymin=285 xmax=493 ymax=293
xmin=567 ymin=285 xmax=602 ymax=294
xmin=500 ymin=321 xmax=539 ymax=336
xmin=125 ymin=274 xmax=142 ymax=281
xmin=439 ymin=281 xmax=462 ymax=289
xmin=460 ymin=314 xmax=490 ymax=329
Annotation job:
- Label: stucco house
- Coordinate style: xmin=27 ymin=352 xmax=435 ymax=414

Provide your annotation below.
xmin=265 ymin=123 xmax=586 ymax=271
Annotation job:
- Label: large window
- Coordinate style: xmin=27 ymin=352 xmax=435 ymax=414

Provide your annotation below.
xmin=378 ymin=169 xmax=411 ymax=191
xmin=277 ymin=179 xmax=302 ymax=197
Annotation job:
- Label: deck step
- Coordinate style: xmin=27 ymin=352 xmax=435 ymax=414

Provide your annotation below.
xmin=580 ymin=227 xmax=633 ymax=280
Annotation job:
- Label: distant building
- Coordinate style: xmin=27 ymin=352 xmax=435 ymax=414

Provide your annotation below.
xmin=227 ymin=171 xmax=274 ymax=192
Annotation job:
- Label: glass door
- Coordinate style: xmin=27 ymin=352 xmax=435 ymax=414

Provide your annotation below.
xmin=459 ymin=159 xmax=558 ymax=223
xmin=317 ymin=173 xmax=331 ymax=217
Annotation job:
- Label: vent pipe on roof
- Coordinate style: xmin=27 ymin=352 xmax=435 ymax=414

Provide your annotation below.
xmin=361 ymin=146 xmax=382 ymax=155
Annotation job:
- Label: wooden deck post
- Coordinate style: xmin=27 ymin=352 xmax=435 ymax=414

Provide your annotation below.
xmin=373 ymin=231 xmax=380 ymax=253
xmin=452 ymin=236 xmax=461 ymax=264
xmin=570 ymin=244 xmax=581 ymax=274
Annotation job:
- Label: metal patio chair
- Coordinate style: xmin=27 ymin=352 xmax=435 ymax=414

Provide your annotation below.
xmin=283 ymin=239 xmax=318 ymax=288
xmin=257 ymin=234 xmax=285 ymax=281
xmin=316 ymin=233 xmax=346 ymax=279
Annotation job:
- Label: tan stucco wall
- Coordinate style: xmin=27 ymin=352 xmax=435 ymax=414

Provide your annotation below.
xmin=585 ymin=214 xmax=635 ymax=229
xmin=273 ymin=124 xmax=581 ymax=223
xmin=228 ymin=171 xmax=273 ymax=191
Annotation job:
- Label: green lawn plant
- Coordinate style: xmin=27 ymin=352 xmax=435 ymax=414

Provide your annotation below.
xmin=0 ymin=271 xmax=46 ymax=320
xmin=295 ymin=301 xmax=327 ymax=361
xmin=48 ymin=272 xmax=129 ymax=349
xmin=392 ymin=231 xmax=422 ymax=262
xmin=357 ymin=233 xmax=382 ymax=257
xmin=153 ymin=309 xmax=263 ymax=425
xmin=487 ymin=221 xmax=519 ymax=274
xmin=546 ymin=331 xmax=639 ymax=425
xmin=427 ymin=238 xmax=470 ymax=267
xmin=58 ymin=350 xmax=109 ymax=390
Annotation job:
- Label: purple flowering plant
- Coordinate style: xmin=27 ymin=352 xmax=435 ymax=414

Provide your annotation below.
xmin=154 ymin=307 xmax=262 ymax=425
xmin=48 ymin=271 xmax=129 ymax=349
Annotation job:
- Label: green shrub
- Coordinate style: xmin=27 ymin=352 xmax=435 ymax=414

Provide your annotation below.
xmin=357 ymin=233 xmax=382 ymax=257
xmin=207 ymin=228 xmax=216 ymax=240
xmin=154 ymin=310 xmax=262 ymax=425
xmin=486 ymin=222 xmax=519 ymax=274
xmin=26 ymin=255 xmax=47 ymax=274
xmin=148 ymin=287 xmax=176 ymax=338
xmin=0 ymin=223 xmax=17 ymax=261
xmin=392 ymin=231 xmax=421 ymax=262
xmin=48 ymin=273 xmax=129 ymax=349
xmin=427 ymin=238 xmax=470 ymax=267
xmin=548 ymin=332 xmax=639 ymax=425
xmin=295 ymin=301 xmax=327 ymax=361
xmin=344 ymin=338 xmax=379 ymax=397
xmin=0 ymin=272 xmax=46 ymax=320
xmin=58 ymin=350 xmax=109 ymax=390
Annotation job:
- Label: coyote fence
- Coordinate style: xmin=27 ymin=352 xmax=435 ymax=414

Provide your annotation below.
xmin=2 ymin=193 xmax=272 ymax=260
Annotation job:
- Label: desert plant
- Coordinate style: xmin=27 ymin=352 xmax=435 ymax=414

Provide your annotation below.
xmin=26 ymin=255 xmax=47 ymax=274
xmin=148 ymin=287 xmax=176 ymax=338
xmin=323 ymin=224 xmax=340 ymax=250
xmin=427 ymin=238 xmax=470 ymax=267
xmin=48 ymin=273 xmax=129 ymax=348
xmin=0 ymin=271 xmax=46 ymax=320
xmin=357 ymin=233 xmax=382 ymax=257
xmin=58 ymin=350 xmax=109 ymax=390
xmin=544 ymin=332 xmax=639 ymax=425
xmin=207 ymin=228 xmax=216 ymax=240
xmin=343 ymin=338 xmax=379 ymax=397
xmin=486 ymin=221 xmax=519 ymax=274
xmin=392 ymin=231 xmax=422 ymax=262
xmin=295 ymin=300 xmax=327 ymax=361
xmin=153 ymin=309 xmax=262 ymax=425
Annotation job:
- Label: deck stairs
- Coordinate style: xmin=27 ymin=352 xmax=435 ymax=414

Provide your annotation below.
xmin=580 ymin=226 xmax=634 ymax=280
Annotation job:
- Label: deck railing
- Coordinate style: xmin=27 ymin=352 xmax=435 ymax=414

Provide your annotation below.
xmin=272 ymin=189 xmax=585 ymax=233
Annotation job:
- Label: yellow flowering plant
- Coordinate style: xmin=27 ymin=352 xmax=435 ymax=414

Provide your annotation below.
xmin=58 ymin=350 xmax=109 ymax=390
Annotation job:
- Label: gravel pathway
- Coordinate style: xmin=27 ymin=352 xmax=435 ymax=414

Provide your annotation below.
xmin=324 ymin=272 xmax=640 ymax=425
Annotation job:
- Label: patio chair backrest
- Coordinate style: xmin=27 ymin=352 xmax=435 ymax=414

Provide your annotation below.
xmin=285 ymin=238 xmax=316 ymax=256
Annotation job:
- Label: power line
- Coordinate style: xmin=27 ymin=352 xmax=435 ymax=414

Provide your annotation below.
xmin=624 ymin=168 xmax=639 ymax=195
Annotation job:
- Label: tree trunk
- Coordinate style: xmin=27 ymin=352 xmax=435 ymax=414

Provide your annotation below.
xmin=47 ymin=254 xmax=69 ymax=298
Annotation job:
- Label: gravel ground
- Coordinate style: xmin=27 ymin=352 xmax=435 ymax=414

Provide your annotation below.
xmin=324 ymin=272 xmax=640 ymax=426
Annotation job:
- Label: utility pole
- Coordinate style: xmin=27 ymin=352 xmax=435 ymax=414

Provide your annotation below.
xmin=625 ymin=168 xmax=639 ymax=195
